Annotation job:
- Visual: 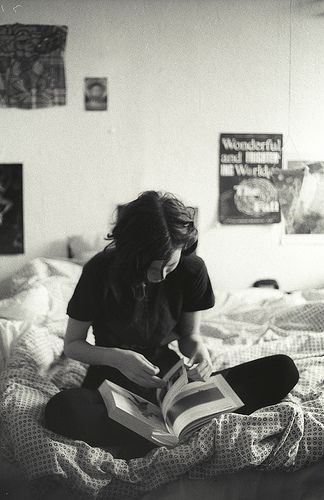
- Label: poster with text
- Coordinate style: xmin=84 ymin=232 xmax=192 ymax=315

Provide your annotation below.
xmin=219 ymin=133 xmax=283 ymax=224
xmin=0 ymin=164 xmax=23 ymax=254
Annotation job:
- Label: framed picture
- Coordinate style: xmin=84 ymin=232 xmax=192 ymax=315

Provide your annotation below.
xmin=84 ymin=77 xmax=108 ymax=111
xmin=0 ymin=164 xmax=24 ymax=254
xmin=273 ymin=161 xmax=324 ymax=242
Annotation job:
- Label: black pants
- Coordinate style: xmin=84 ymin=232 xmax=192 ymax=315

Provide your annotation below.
xmin=44 ymin=350 xmax=299 ymax=458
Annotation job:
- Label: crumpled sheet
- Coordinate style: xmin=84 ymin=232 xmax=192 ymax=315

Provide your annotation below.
xmin=1 ymin=294 xmax=324 ymax=499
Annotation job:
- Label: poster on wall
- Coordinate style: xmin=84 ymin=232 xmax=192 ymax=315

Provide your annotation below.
xmin=0 ymin=23 xmax=67 ymax=109
xmin=84 ymin=77 xmax=108 ymax=111
xmin=0 ymin=164 xmax=23 ymax=254
xmin=272 ymin=161 xmax=324 ymax=237
xmin=219 ymin=133 xmax=283 ymax=224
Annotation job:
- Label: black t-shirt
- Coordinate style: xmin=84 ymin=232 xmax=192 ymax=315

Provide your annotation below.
xmin=67 ymin=249 xmax=215 ymax=351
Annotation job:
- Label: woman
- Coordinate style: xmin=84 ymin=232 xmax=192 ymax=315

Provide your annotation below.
xmin=45 ymin=191 xmax=299 ymax=457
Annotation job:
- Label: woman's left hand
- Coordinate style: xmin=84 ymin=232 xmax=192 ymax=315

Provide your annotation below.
xmin=186 ymin=347 xmax=213 ymax=381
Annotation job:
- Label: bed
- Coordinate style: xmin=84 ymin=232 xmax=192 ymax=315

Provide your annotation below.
xmin=0 ymin=253 xmax=324 ymax=499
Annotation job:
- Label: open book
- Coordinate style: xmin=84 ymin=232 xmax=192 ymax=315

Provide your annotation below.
xmin=98 ymin=359 xmax=244 ymax=447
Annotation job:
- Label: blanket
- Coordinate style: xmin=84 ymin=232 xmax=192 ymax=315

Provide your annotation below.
xmin=0 ymin=260 xmax=324 ymax=498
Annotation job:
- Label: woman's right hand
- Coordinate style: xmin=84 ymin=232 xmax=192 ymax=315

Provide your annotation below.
xmin=114 ymin=349 xmax=166 ymax=389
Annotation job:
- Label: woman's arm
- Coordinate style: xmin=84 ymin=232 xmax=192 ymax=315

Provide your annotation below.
xmin=64 ymin=317 xmax=124 ymax=367
xmin=64 ymin=317 xmax=165 ymax=388
xmin=177 ymin=311 xmax=213 ymax=380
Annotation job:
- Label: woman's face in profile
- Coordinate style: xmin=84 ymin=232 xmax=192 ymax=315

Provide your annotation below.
xmin=146 ymin=248 xmax=182 ymax=283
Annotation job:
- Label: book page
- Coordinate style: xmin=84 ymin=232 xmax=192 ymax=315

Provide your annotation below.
xmin=156 ymin=359 xmax=188 ymax=430
xmin=99 ymin=380 xmax=171 ymax=444
xmin=165 ymin=374 xmax=244 ymax=439
xmin=156 ymin=359 xmax=188 ymax=405
xmin=109 ymin=382 xmax=163 ymax=426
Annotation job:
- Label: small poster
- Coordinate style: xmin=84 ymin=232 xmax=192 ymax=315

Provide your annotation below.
xmin=84 ymin=77 xmax=108 ymax=111
xmin=219 ymin=133 xmax=283 ymax=224
xmin=273 ymin=161 xmax=324 ymax=235
xmin=0 ymin=164 xmax=23 ymax=254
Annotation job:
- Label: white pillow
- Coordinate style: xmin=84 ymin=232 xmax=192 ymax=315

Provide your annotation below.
xmin=42 ymin=258 xmax=82 ymax=282
xmin=71 ymin=251 xmax=99 ymax=266
xmin=202 ymin=288 xmax=289 ymax=321
xmin=68 ymin=233 xmax=106 ymax=262
xmin=0 ymin=284 xmax=49 ymax=324
xmin=301 ymin=288 xmax=324 ymax=302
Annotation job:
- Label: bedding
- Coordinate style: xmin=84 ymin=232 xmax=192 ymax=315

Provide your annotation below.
xmin=68 ymin=232 xmax=107 ymax=264
xmin=0 ymin=258 xmax=81 ymax=371
xmin=0 ymin=259 xmax=324 ymax=499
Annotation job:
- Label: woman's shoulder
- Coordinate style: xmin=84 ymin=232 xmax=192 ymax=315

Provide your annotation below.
xmin=83 ymin=247 xmax=116 ymax=273
xmin=176 ymin=253 xmax=207 ymax=276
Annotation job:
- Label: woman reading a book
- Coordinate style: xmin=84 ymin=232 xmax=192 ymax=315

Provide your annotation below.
xmin=45 ymin=190 xmax=299 ymax=457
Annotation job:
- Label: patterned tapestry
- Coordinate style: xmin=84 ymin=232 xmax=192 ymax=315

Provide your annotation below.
xmin=0 ymin=23 xmax=67 ymax=109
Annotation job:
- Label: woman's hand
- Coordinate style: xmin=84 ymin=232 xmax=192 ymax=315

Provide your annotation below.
xmin=177 ymin=311 xmax=213 ymax=381
xmin=64 ymin=320 xmax=166 ymax=388
xmin=186 ymin=344 xmax=213 ymax=381
xmin=114 ymin=349 xmax=166 ymax=389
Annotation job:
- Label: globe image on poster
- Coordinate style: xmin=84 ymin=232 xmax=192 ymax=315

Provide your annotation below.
xmin=233 ymin=178 xmax=279 ymax=216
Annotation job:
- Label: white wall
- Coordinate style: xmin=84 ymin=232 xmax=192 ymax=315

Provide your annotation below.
xmin=1 ymin=0 xmax=324 ymax=291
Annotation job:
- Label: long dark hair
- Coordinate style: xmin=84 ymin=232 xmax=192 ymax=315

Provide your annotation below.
xmin=105 ymin=190 xmax=197 ymax=302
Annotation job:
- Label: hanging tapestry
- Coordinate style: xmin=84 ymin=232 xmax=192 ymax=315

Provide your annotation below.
xmin=0 ymin=23 xmax=67 ymax=109
xmin=0 ymin=164 xmax=23 ymax=254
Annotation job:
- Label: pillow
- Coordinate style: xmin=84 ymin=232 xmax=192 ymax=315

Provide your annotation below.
xmin=68 ymin=233 xmax=107 ymax=264
xmin=203 ymin=288 xmax=288 ymax=319
xmin=71 ymin=250 xmax=99 ymax=266
xmin=0 ymin=284 xmax=49 ymax=324
xmin=42 ymin=258 xmax=82 ymax=282
xmin=301 ymin=288 xmax=324 ymax=302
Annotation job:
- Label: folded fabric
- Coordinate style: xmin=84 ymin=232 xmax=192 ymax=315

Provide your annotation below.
xmin=0 ymin=284 xmax=49 ymax=323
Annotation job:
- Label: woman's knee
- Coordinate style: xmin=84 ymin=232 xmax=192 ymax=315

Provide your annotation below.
xmin=44 ymin=388 xmax=104 ymax=441
xmin=44 ymin=388 xmax=153 ymax=451
xmin=245 ymin=353 xmax=299 ymax=388
xmin=225 ymin=353 xmax=299 ymax=403
xmin=271 ymin=354 xmax=299 ymax=391
xmin=44 ymin=390 xmax=77 ymax=438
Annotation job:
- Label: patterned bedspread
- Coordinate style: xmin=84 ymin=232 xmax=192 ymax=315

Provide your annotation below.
xmin=0 ymin=260 xmax=324 ymax=499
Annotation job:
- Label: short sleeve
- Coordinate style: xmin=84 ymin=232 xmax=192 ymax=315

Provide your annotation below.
xmin=67 ymin=254 xmax=103 ymax=321
xmin=182 ymin=256 xmax=215 ymax=312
